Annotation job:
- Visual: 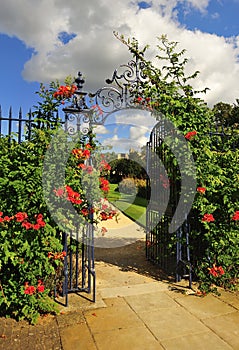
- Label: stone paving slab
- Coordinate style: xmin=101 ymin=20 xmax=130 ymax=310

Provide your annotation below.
xmin=93 ymin=326 xmax=164 ymax=350
xmin=136 ymin=305 xmax=209 ymax=341
xmin=203 ymin=312 xmax=239 ymax=349
xmin=1 ymin=284 xmax=239 ymax=350
xmin=161 ymin=331 xmax=233 ymax=350
xmin=174 ymin=294 xmax=236 ymax=319
xmin=99 ymin=281 xmax=169 ymax=298
xmin=60 ymin=323 xmax=97 ymax=350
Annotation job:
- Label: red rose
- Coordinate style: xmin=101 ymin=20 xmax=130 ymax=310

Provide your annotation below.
xmin=202 ymin=214 xmax=215 ymax=222
xmin=22 ymin=221 xmax=33 ymax=230
xmin=15 ymin=212 xmax=28 ymax=222
xmin=24 ymin=285 xmax=36 ymax=295
xmin=37 ymin=285 xmax=45 ymax=293
xmin=232 ymin=210 xmax=239 ymax=221
xmin=197 ymin=187 xmax=206 ymax=194
xmin=185 ymin=131 xmax=197 ymax=140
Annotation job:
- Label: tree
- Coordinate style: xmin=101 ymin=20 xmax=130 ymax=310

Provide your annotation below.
xmin=212 ymin=102 xmax=233 ymax=125
xmin=109 ymin=158 xmax=147 ymax=183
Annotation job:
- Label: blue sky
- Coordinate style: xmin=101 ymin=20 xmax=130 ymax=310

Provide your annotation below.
xmin=0 ymin=0 xmax=239 ymax=151
xmin=176 ymin=0 xmax=239 ymax=37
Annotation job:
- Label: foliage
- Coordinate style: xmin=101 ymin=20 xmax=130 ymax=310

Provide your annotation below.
xmin=109 ymin=158 xmax=147 ymax=183
xmin=0 ymin=129 xmax=63 ymax=324
xmin=0 ymin=79 xmax=116 ymax=323
xmin=212 ymin=100 xmax=239 ymax=126
xmin=135 ymin=179 xmax=147 ymax=198
xmin=117 ymin=33 xmax=239 ymax=293
xmin=118 ymin=178 xmax=137 ymax=195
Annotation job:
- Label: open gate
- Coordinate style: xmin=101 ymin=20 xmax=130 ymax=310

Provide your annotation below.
xmin=59 ymin=52 xmax=151 ymax=304
xmin=146 ymin=121 xmax=193 ymax=286
xmin=0 ymin=47 xmax=195 ymax=306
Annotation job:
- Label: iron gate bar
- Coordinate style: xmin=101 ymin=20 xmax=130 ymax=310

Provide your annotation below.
xmin=146 ymin=120 xmax=193 ymax=285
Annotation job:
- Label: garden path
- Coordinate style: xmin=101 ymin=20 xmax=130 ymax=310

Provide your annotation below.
xmin=1 ymin=210 xmax=239 ymax=349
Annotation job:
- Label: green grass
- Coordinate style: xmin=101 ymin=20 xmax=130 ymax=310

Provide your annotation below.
xmin=107 ymin=184 xmax=147 ymax=227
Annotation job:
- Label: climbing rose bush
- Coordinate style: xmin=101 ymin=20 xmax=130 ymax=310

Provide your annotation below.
xmin=119 ymin=34 xmax=239 ymax=294
xmin=0 ymin=78 xmax=117 ymax=324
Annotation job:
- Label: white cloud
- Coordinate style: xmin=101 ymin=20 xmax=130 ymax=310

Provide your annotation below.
xmin=94 ymin=125 xmax=110 ymax=135
xmin=0 ymin=0 xmax=239 ymax=106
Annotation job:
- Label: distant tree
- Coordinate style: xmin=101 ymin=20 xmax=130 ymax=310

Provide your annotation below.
xmin=230 ymin=99 xmax=239 ymax=126
xmin=109 ymin=158 xmax=147 ymax=183
xmin=212 ymin=100 xmax=239 ymax=126
xmin=212 ymin=102 xmax=232 ymax=125
xmin=101 ymin=151 xmax=118 ymax=163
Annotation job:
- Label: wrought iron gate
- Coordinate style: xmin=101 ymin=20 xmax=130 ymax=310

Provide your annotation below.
xmin=146 ymin=121 xmax=192 ymax=286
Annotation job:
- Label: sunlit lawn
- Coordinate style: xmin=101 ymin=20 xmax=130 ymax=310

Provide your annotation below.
xmin=107 ymin=183 xmax=147 ymax=227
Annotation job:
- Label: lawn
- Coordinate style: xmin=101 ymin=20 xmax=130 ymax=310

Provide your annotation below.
xmin=107 ymin=184 xmax=147 ymax=227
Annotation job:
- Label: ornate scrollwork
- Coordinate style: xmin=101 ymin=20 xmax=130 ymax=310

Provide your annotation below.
xmin=64 ymin=112 xmax=92 ymax=136
xmin=64 ymin=54 xmax=149 ymax=127
xmin=106 ymin=58 xmax=148 ymax=89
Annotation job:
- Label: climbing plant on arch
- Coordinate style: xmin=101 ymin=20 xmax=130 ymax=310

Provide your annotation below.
xmin=116 ymin=33 xmax=239 ymax=293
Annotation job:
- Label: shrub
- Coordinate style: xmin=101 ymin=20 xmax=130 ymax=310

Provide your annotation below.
xmin=118 ymin=178 xmax=137 ymax=195
xmin=0 ymin=80 xmax=116 ymax=323
xmin=135 ymin=179 xmax=147 ymax=198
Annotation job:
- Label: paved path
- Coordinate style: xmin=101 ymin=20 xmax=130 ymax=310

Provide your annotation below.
xmin=1 ymin=255 xmax=239 ymax=350
xmin=0 ymin=208 xmax=239 ymax=349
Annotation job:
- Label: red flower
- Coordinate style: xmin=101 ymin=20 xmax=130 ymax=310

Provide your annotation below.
xmin=232 ymin=210 xmax=239 ymax=221
xmin=92 ymin=104 xmax=103 ymax=116
xmin=54 ymin=188 xmax=65 ymax=197
xmin=197 ymin=187 xmax=206 ymax=194
xmin=78 ymin=163 xmax=86 ymax=170
xmin=33 ymin=223 xmax=41 ymax=230
xmin=0 ymin=215 xmax=14 ymax=223
xmin=82 ymin=149 xmax=91 ymax=159
xmin=100 ymin=160 xmax=111 ymax=171
xmin=185 ymin=131 xmax=197 ymax=140
xmin=99 ymin=178 xmax=110 ymax=192
xmin=79 ymin=164 xmax=93 ymax=174
xmin=48 ymin=251 xmax=66 ymax=260
xmin=81 ymin=208 xmax=89 ymax=216
xmin=36 ymin=214 xmax=46 ymax=228
xmin=202 ymin=214 xmax=215 ymax=222
xmin=37 ymin=285 xmax=45 ymax=293
xmin=22 ymin=221 xmax=33 ymax=230
xmin=208 ymin=264 xmax=225 ymax=277
xmin=100 ymin=212 xmax=108 ymax=220
xmin=72 ymin=148 xmax=91 ymax=160
xmin=24 ymin=285 xmax=36 ymax=295
xmin=15 ymin=212 xmax=28 ymax=222
xmin=160 ymin=174 xmax=170 ymax=189
xmin=53 ymin=84 xmax=77 ymax=99
xmin=66 ymin=186 xmax=83 ymax=205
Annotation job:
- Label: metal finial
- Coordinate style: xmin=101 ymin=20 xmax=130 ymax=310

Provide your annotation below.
xmin=75 ymin=71 xmax=85 ymax=90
